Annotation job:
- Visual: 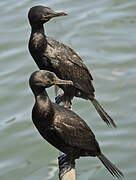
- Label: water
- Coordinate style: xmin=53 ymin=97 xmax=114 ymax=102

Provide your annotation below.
xmin=0 ymin=0 xmax=136 ymax=179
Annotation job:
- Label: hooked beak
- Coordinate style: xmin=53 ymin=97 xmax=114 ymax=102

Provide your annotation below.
xmin=42 ymin=10 xmax=67 ymax=20
xmin=51 ymin=79 xmax=73 ymax=86
xmin=52 ymin=11 xmax=68 ymax=17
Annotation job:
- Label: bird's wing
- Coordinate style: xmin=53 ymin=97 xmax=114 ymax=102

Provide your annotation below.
xmin=44 ymin=37 xmax=94 ymax=94
xmin=53 ymin=105 xmax=98 ymax=151
xmin=46 ymin=37 xmax=89 ymax=69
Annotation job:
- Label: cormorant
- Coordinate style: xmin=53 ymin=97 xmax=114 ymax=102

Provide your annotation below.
xmin=29 ymin=70 xmax=124 ymax=179
xmin=28 ymin=5 xmax=116 ymax=127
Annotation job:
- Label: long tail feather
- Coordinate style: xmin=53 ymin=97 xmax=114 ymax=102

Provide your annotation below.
xmin=98 ymin=153 xmax=124 ymax=179
xmin=91 ymin=98 xmax=117 ymax=128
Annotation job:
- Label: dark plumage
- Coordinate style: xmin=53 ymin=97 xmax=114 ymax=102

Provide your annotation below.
xmin=29 ymin=70 xmax=124 ymax=179
xmin=28 ymin=5 xmax=116 ymax=127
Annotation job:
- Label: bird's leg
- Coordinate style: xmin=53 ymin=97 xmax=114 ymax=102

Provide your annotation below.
xmin=55 ymin=93 xmax=64 ymax=104
xmin=64 ymin=100 xmax=72 ymax=109
xmin=58 ymin=153 xmax=75 ymax=179
xmin=55 ymin=94 xmax=72 ymax=109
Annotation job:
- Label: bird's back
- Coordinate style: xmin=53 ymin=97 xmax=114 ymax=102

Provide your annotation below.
xmin=45 ymin=37 xmax=95 ymax=97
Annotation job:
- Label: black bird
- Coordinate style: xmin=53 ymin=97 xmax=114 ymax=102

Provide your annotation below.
xmin=28 ymin=5 xmax=116 ymax=127
xmin=29 ymin=70 xmax=123 ymax=179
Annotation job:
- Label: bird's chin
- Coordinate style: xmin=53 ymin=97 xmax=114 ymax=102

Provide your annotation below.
xmin=42 ymin=19 xmax=50 ymax=23
xmin=46 ymin=84 xmax=53 ymax=88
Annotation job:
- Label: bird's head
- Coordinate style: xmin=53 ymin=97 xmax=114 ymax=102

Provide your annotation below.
xmin=28 ymin=5 xmax=67 ymax=27
xmin=29 ymin=70 xmax=73 ymax=91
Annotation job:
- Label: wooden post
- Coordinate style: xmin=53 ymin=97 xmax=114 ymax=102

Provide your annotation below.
xmin=54 ymin=87 xmax=76 ymax=180
xmin=61 ymin=169 xmax=76 ymax=180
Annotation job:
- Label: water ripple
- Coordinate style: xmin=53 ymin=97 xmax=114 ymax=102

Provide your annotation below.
xmin=0 ymin=0 xmax=136 ymax=179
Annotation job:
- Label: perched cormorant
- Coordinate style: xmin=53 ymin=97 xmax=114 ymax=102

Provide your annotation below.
xmin=29 ymin=70 xmax=123 ymax=178
xmin=28 ymin=5 xmax=116 ymax=127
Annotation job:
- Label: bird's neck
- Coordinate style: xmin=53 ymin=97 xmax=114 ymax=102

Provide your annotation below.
xmin=31 ymin=24 xmax=45 ymax=34
xmin=32 ymin=87 xmax=49 ymax=102
xmin=34 ymin=89 xmax=54 ymax=119
xmin=36 ymin=91 xmax=51 ymax=111
xmin=29 ymin=24 xmax=47 ymax=54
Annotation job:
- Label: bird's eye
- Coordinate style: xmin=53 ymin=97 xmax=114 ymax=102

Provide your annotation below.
xmin=46 ymin=12 xmax=50 ymax=16
xmin=47 ymin=79 xmax=52 ymax=83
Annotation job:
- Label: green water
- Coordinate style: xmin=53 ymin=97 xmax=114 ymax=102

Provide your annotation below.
xmin=0 ymin=0 xmax=136 ymax=179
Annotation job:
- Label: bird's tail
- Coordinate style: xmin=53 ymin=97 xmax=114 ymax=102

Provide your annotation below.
xmin=91 ymin=98 xmax=116 ymax=128
xmin=98 ymin=153 xmax=124 ymax=179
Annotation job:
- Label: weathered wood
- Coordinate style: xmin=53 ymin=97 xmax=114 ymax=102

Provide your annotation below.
xmin=61 ymin=168 xmax=76 ymax=180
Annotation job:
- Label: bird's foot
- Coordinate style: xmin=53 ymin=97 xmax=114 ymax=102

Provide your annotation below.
xmin=58 ymin=153 xmax=75 ymax=179
xmin=55 ymin=95 xmax=72 ymax=109
xmin=55 ymin=94 xmax=64 ymax=105
xmin=63 ymin=101 xmax=72 ymax=109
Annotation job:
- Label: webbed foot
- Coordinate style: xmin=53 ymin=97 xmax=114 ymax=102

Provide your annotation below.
xmin=58 ymin=153 xmax=75 ymax=179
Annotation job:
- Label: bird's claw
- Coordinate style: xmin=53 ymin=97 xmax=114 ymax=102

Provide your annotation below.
xmin=55 ymin=94 xmax=63 ymax=104
xmin=58 ymin=153 xmax=75 ymax=179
